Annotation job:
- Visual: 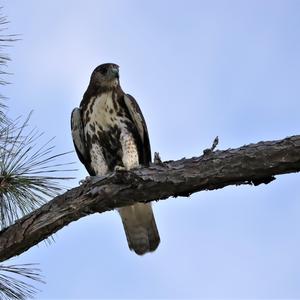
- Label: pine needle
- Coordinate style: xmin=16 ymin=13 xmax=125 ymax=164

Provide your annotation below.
xmin=0 ymin=8 xmax=73 ymax=299
xmin=0 ymin=113 xmax=76 ymax=229
xmin=0 ymin=264 xmax=44 ymax=300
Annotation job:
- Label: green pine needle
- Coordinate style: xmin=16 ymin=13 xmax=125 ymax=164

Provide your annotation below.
xmin=0 ymin=113 xmax=76 ymax=229
xmin=0 ymin=264 xmax=44 ymax=300
xmin=0 ymin=8 xmax=60 ymax=300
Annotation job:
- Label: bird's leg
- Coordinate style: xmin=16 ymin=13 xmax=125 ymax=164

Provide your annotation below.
xmin=120 ymin=130 xmax=139 ymax=170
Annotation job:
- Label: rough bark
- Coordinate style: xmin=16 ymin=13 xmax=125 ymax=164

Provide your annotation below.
xmin=0 ymin=135 xmax=300 ymax=262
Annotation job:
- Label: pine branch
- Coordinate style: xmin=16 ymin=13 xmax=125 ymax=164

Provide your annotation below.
xmin=0 ymin=134 xmax=299 ymax=262
xmin=0 ymin=264 xmax=44 ymax=300
xmin=0 ymin=114 xmax=76 ymax=229
xmin=0 ymin=7 xmax=55 ymax=298
xmin=0 ymin=114 xmax=75 ymax=298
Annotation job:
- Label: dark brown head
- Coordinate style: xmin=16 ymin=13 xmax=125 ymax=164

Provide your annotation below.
xmin=90 ymin=63 xmax=120 ymax=90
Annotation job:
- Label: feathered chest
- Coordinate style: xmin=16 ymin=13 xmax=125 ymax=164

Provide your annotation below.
xmin=83 ymin=92 xmax=130 ymax=133
xmin=72 ymin=89 xmax=150 ymax=174
xmin=81 ymin=92 xmax=140 ymax=171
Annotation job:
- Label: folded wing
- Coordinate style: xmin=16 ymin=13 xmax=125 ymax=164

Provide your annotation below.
xmin=124 ymin=94 xmax=151 ymax=165
xmin=71 ymin=107 xmax=94 ymax=175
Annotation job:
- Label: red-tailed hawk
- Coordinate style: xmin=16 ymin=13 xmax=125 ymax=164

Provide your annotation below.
xmin=71 ymin=63 xmax=160 ymax=255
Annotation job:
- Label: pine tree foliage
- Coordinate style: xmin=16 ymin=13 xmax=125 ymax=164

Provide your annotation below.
xmin=0 ymin=114 xmax=75 ymax=229
xmin=0 ymin=9 xmax=74 ymax=299
xmin=0 ymin=264 xmax=44 ymax=300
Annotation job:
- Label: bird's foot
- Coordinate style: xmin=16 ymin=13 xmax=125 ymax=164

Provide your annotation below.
xmin=114 ymin=165 xmax=126 ymax=172
xmin=79 ymin=176 xmax=91 ymax=185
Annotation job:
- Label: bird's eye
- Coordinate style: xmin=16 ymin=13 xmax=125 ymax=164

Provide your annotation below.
xmin=99 ymin=67 xmax=107 ymax=75
xmin=95 ymin=66 xmax=106 ymax=75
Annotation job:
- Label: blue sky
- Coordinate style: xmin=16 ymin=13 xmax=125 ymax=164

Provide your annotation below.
xmin=2 ymin=0 xmax=300 ymax=298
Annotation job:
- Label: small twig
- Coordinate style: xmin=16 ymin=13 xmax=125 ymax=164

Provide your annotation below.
xmin=211 ymin=136 xmax=219 ymax=151
xmin=203 ymin=136 xmax=219 ymax=155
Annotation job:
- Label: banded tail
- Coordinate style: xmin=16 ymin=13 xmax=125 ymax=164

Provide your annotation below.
xmin=118 ymin=203 xmax=160 ymax=255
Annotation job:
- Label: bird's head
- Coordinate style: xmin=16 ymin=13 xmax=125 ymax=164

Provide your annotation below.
xmin=90 ymin=63 xmax=120 ymax=90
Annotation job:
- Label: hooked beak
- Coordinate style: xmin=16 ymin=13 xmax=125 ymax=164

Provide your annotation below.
xmin=110 ymin=67 xmax=119 ymax=79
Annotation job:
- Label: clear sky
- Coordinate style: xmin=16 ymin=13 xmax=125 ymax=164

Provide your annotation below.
xmin=2 ymin=0 xmax=300 ymax=298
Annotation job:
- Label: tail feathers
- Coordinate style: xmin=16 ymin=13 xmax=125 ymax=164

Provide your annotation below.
xmin=118 ymin=203 xmax=160 ymax=255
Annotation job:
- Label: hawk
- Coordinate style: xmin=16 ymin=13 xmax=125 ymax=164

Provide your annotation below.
xmin=71 ymin=63 xmax=160 ymax=255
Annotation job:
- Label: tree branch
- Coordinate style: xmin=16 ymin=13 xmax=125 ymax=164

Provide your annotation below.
xmin=1 ymin=135 xmax=300 ymax=262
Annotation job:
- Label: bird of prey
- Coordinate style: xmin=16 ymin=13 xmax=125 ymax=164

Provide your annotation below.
xmin=71 ymin=63 xmax=160 ymax=255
